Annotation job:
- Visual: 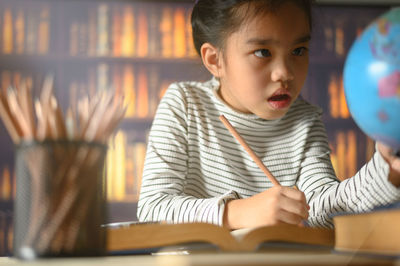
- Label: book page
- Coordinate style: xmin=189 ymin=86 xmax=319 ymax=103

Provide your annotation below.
xmin=230 ymin=227 xmax=255 ymax=242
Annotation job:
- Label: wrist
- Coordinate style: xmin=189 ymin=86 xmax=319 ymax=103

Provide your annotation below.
xmin=223 ymin=198 xmax=245 ymax=230
xmin=377 ymin=143 xmax=400 ymax=187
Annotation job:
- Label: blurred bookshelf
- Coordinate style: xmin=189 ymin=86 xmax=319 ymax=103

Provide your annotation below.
xmin=0 ymin=0 xmax=397 ymax=256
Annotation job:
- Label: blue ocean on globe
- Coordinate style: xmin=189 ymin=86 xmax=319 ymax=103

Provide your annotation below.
xmin=344 ymin=7 xmax=400 ymax=150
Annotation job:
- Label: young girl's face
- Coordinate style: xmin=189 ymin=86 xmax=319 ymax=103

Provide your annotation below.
xmin=217 ymin=2 xmax=310 ymax=120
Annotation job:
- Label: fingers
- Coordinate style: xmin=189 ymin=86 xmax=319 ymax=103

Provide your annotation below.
xmin=377 ymin=142 xmax=400 ymax=182
xmin=377 ymin=142 xmax=399 ymax=164
xmin=281 ymin=186 xmax=307 ymax=202
xmin=276 ymin=209 xmax=307 ymax=226
xmin=279 ymin=188 xmax=309 ymax=221
xmin=265 ymin=186 xmax=309 ymax=225
xmin=392 ymin=158 xmax=400 ymax=173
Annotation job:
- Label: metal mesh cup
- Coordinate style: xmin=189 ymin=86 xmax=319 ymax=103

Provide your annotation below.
xmin=13 ymin=140 xmax=108 ymax=259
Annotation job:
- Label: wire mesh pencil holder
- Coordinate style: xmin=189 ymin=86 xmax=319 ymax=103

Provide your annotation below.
xmin=13 ymin=140 xmax=108 ymax=260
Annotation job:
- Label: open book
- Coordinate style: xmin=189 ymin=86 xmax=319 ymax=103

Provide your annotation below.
xmin=106 ymin=222 xmax=334 ymax=253
xmin=107 ymin=202 xmax=400 ymax=255
xmin=333 ymin=203 xmax=400 ymax=256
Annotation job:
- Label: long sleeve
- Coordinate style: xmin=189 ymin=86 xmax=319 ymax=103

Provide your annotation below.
xmin=297 ymin=116 xmax=400 ymax=228
xmin=137 ymin=82 xmax=239 ymax=225
xmin=304 ymin=150 xmax=400 ymax=227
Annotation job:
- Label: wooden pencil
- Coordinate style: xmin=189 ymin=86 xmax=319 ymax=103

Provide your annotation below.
xmin=219 ymin=114 xmax=280 ymax=187
xmin=35 ymin=100 xmax=46 ymax=141
xmin=7 ymin=88 xmax=32 ymax=139
xmin=0 ymin=91 xmax=21 ymax=143
xmin=20 ymin=81 xmax=36 ymax=138
xmin=51 ymin=96 xmax=67 ymax=139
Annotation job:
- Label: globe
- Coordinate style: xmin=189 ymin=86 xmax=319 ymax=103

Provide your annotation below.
xmin=343 ymin=7 xmax=400 ymax=152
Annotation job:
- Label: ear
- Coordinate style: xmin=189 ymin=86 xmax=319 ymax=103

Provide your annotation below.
xmin=200 ymin=43 xmax=223 ymax=78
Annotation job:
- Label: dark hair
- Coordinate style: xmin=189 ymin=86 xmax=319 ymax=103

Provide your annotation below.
xmin=191 ymin=0 xmax=314 ymax=56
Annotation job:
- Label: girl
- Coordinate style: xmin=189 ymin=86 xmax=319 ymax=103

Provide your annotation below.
xmin=137 ymin=0 xmax=400 ymax=229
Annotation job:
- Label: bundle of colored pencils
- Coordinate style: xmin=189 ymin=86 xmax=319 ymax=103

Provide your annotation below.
xmin=0 ymin=75 xmax=126 ymax=144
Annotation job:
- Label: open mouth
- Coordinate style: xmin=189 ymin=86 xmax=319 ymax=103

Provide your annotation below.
xmin=268 ymin=94 xmax=291 ymax=101
xmin=267 ymin=93 xmax=292 ymax=109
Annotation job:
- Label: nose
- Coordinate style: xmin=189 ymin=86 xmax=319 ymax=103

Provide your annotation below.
xmin=270 ymin=58 xmax=294 ymax=85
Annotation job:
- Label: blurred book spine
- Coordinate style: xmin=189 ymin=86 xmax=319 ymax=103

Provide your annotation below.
xmin=26 ymin=7 xmax=37 ymax=54
xmin=69 ymin=21 xmax=79 ymax=56
xmin=137 ymin=67 xmax=149 ymax=118
xmin=112 ymin=5 xmax=122 ymax=57
xmin=0 ymin=165 xmax=15 ymax=255
xmin=173 ymin=7 xmax=186 ymax=58
xmin=136 ymin=7 xmax=148 ymax=57
xmin=14 ymin=8 xmax=24 ymax=54
xmin=106 ymin=130 xmax=147 ymax=202
xmin=97 ymin=4 xmax=109 ymax=56
xmin=123 ymin=64 xmax=136 ymax=117
xmin=2 ymin=8 xmax=13 ymax=54
xmin=335 ymin=24 xmax=345 ymax=57
xmin=121 ymin=5 xmax=135 ymax=57
xmin=328 ymin=72 xmax=350 ymax=119
xmin=186 ymin=8 xmax=197 ymax=58
xmin=330 ymin=130 xmax=357 ymax=180
xmin=148 ymin=5 xmax=160 ymax=57
xmin=0 ymin=167 xmax=13 ymax=201
xmin=160 ymin=7 xmax=173 ymax=58
xmin=97 ymin=63 xmax=109 ymax=91
xmin=37 ymin=5 xmax=50 ymax=55
xmin=88 ymin=7 xmax=97 ymax=56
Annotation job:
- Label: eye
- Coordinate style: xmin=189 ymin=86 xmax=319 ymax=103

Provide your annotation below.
xmin=292 ymin=47 xmax=308 ymax=56
xmin=254 ymin=49 xmax=271 ymax=58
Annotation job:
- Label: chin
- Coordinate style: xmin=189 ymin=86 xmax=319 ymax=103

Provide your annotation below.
xmin=256 ymin=107 xmax=291 ymax=120
xmin=257 ymin=113 xmax=285 ymax=121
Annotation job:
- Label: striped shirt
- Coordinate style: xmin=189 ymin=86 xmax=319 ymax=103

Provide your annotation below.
xmin=137 ymin=78 xmax=400 ymax=228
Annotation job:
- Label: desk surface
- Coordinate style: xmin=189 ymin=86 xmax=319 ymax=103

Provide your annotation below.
xmin=1 ymin=251 xmax=399 ymax=266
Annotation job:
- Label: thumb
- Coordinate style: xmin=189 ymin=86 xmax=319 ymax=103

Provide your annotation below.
xmin=392 ymin=157 xmax=400 ymax=173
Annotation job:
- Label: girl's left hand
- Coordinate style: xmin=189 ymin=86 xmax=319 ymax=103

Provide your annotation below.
xmin=377 ymin=142 xmax=400 ymax=187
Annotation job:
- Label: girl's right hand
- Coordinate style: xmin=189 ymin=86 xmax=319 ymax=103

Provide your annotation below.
xmin=223 ymin=186 xmax=309 ymax=230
